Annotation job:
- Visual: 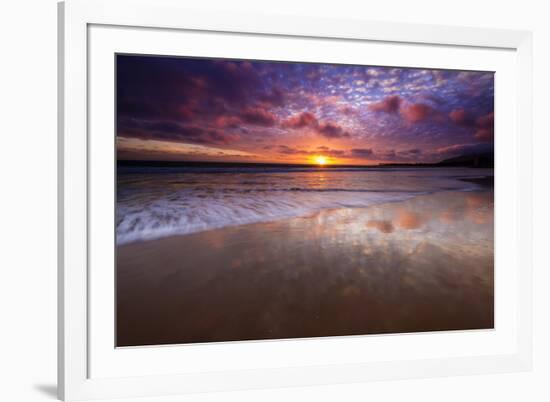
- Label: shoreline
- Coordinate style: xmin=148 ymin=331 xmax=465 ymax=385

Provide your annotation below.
xmin=116 ymin=178 xmax=493 ymax=246
xmin=117 ymin=189 xmax=494 ymax=346
xmin=458 ymin=176 xmax=494 ymax=188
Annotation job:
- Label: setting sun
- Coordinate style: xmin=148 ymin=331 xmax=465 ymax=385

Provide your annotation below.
xmin=314 ymin=155 xmax=328 ymax=166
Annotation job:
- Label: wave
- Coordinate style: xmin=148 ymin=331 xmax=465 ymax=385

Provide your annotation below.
xmin=116 ymin=167 xmax=492 ymax=245
xmin=116 ymin=189 xmax=425 ymax=245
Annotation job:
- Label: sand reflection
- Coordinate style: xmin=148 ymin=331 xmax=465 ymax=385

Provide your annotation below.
xmin=117 ymin=190 xmax=494 ymax=346
xmin=366 ymin=220 xmax=394 ymax=233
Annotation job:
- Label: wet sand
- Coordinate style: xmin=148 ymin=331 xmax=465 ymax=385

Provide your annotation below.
xmin=117 ymin=190 xmax=494 ymax=347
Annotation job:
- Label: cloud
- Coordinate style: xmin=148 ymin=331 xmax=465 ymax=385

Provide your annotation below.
xmin=259 ymin=86 xmax=285 ymax=106
xmin=476 ymin=112 xmax=494 ymax=128
xmin=435 ymin=142 xmax=493 ymax=158
xmin=369 ymin=96 xmax=440 ymax=126
xmin=239 ymin=107 xmax=277 ymax=126
xmin=369 ymin=95 xmax=402 ymax=113
xmin=399 ymin=148 xmax=422 ymax=156
xmin=449 ymin=108 xmax=474 ymax=126
xmin=370 ymin=148 xmax=423 ymax=162
xmin=350 ymin=148 xmax=374 ymax=158
xmin=214 ymin=115 xmax=241 ymax=129
xmin=277 ymin=145 xmax=309 ymax=155
xmin=400 ymin=103 xmax=434 ymax=123
xmin=277 ymin=145 xmax=345 ymax=157
xmin=378 ymin=150 xmax=396 ymax=159
xmin=278 ymin=146 xmax=420 ymax=162
xmin=339 ymin=105 xmax=357 ymax=116
xmin=448 ymin=109 xmax=494 ymax=142
xmin=277 ymin=145 xmax=373 ymax=160
xmin=419 ymin=93 xmax=446 ymax=106
xmin=116 ymin=56 xmax=268 ymax=124
xmin=325 ymin=149 xmax=347 ymax=157
xmin=204 ymin=130 xmax=241 ymax=145
xmin=283 ymin=112 xmax=350 ymax=138
xmin=474 ymin=129 xmax=494 ymax=142
xmin=178 ymin=105 xmax=196 ymax=120
xmin=214 ymin=106 xmax=280 ymax=129
xmin=117 ymin=137 xmax=256 ymax=162
xmin=317 ymin=122 xmax=351 ymax=138
xmin=282 ymin=112 xmax=318 ymax=129
xmin=474 ymin=112 xmax=494 ymax=142
xmin=117 ymin=55 xmax=495 ymax=163
xmin=118 ymin=118 xmax=240 ymax=145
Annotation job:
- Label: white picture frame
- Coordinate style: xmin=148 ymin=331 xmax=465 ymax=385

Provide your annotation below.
xmin=58 ymin=0 xmax=533 ymax=400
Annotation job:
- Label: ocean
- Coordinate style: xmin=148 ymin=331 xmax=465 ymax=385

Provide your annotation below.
xmin=116 ymin=165 xmax=493 ymax=245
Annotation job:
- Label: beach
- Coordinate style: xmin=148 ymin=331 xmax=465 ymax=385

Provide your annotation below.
xmin=117 ymin=187 xmax=494 ymax=347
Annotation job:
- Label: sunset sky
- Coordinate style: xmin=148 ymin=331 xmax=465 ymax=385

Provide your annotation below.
xmin=116 ymin=55 xmax=494 ymax=165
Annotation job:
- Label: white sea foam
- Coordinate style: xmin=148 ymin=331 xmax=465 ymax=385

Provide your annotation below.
xmin=116 ymin=167 xmax=491 ymax=244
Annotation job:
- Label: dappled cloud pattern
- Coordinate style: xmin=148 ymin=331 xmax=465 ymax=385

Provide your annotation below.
xmin=117 ymin=56 xmax=494 ymax=164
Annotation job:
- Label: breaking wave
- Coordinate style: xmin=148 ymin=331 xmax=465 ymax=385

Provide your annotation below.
xmin=116 ymin=167 xmax=491 ymax=244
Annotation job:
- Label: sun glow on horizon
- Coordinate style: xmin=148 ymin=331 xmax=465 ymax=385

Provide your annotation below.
xmin=314 ymin=155 xmax=328 ymax=166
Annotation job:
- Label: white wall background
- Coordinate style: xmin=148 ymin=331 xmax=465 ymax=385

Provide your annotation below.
xmin=0 ymin=0 xmax=547 ymax=401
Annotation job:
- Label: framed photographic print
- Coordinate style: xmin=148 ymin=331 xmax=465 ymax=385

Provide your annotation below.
xmin=58 ymin=0 xmax=533 ymax=400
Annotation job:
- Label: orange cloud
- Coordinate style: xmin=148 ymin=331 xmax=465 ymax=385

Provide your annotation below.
xmin=400 ymin=103 xmax=434 ymax=123
xmin=282 ymin=111 xmax=318 ymax=129
xmin=474 ymin=112 xmax=495 ymax=142
xmin=369 ymin=95 xmax=402 ymax=113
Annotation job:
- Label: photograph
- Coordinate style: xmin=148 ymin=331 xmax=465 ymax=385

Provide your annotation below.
xmin=115 ymin=54 xmax=494 ymax=347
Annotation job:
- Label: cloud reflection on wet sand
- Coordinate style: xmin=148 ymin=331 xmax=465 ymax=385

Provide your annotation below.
xmin=117 ymin=190 xmax=493 ymax=347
